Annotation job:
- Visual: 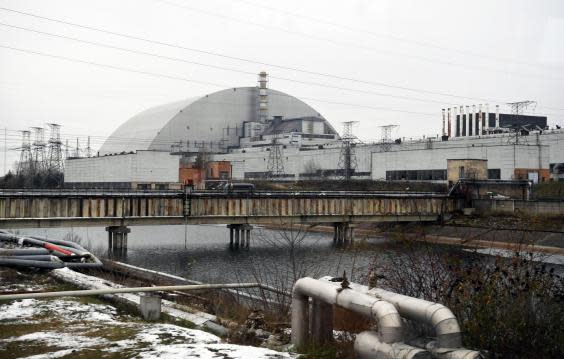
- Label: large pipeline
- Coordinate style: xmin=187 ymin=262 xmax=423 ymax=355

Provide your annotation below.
xmin=0 ymin=231 xmax=102 ymax=269
xmin=320 ymin=277 xmax=482 ymax=359
xmin=292 ymin=277 xmax=426 ymax=358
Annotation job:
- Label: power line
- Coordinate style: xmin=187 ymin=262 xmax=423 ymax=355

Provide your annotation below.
xmin=151 ymin=0 xmax=561 ymax=82
xmin=232 ymin=0 xmax=560 ymax=70
xmin=2 ymin=5 xmax=562 ymax=110
xmin=0 ymin=22 xmax=458 ymax=106
xmin=0 ymin=44 xmax=439 ymax=117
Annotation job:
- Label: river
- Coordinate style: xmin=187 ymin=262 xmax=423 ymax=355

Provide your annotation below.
xmin=12 ymin=224 xmax=563 ymax=285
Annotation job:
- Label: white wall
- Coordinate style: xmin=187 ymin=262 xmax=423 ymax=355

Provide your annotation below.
xmin=371 ymin=144 xmax=549 ymax=180
xmin=65 ymin=151 xmax=180 ymax=183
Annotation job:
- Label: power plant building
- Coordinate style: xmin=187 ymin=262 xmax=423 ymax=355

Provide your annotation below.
xmin=64 ymin=73 xmax=564 ymax=188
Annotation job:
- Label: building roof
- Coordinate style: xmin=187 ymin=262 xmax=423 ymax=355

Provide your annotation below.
xmin=99 ymin=87 xmax=329 ymax=155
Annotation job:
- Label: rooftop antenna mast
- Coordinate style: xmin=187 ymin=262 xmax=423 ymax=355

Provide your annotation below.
xmin=86 ymin=136 xmax=92 ymax=157
xmin=47 ymin=123 xmax=64 ymax=172
xmin=506 ymin=101 xmax=536 ymax=115
xmin=17 ymin=130 xmax=33 ymax=176
xmin=338 ymin=121 xmax=359 ymax=180
xmin=267 ymin=131 xmax=285 ymax=178
xmin=30 ymin=126 xmax=46 ymax=173
xmin=74 ymin=137 xmax=81 ymax=158
xmin=379 ymin=124 xmax=398 ymax=152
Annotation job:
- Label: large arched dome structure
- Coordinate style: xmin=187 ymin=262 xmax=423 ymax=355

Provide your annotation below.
xmin=99 ymin=86 xmax=335 ymax=155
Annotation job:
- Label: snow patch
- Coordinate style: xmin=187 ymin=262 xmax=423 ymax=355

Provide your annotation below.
xmin=12 ymin=331 xmax=108 ymax=349
xmin=138 ymin=343 xmax=292 ymax=359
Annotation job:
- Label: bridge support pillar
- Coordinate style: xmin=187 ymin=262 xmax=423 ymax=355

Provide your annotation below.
xmin=333 ymin=223 xmax=355 ymax=245
xmin=227 ymin=224 xmax=253 ymax=250
xmin=106 ymin=225 xmax=131 ymax=258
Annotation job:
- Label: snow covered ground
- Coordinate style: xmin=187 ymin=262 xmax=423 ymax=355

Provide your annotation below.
xmin=0 ymin=268 xmax=294 ymax=359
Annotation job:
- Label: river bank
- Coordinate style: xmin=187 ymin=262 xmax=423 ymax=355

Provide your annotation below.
xmin=263 ymin=213 xmax=564 ymax=256
xmin=0 ymin=266 xmax=295 ymax=359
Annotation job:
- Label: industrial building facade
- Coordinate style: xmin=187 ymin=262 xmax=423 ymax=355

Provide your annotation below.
xmin=64 ymin=73 xmax=564 ymax=188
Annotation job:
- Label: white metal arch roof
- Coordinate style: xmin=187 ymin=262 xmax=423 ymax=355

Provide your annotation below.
xmin=99 ymin=87 xmax=327 ymax=154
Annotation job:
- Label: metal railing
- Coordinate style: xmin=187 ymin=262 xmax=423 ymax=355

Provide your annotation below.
xmin=0 ymin=282 xmax=289 ymax=301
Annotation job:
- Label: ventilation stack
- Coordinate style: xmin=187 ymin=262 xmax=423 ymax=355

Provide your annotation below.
xmin=478 ymin=104 xmax=483 ymax=136
xmin=472 ymin=105 xmax=477 ymax=136
xmin=447 ymin=108 xmax=452 ymax=137
xmin=441 ymin=109 xmax=446 ymax=136
xmin=484 ymin=104 xmax=490 ymax=132
xmin=258 ymin=71 xmax=269 ymax=123
xmin=453 ymin=107 xmax=458 ymax=137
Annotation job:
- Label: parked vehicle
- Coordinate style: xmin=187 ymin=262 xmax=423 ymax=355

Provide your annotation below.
xmin=224 ymin=182 xmax=255 ymax=194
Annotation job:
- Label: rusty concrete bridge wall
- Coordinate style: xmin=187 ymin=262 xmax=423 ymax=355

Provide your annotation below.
xmin=0 ymin=191 xmax=458 ymax=228
xmin=188 ymin=194 xmax=455 ymax=222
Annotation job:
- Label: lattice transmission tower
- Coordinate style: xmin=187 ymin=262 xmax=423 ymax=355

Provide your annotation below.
xmin=338 ymin=121 xmax=359 ymax=180
xmin=506 ymin=101 xmax=536 ymax=115
xmin=17 ymin=130 xmax=33 ymax=176
xmin=30 ymin=127 xmax=46 ymax=173
xmin=47 ymin=123 xmax=64 ymax=172
xmin=267 ymin=132 xmax=284 ymax=178
xmin=379 ymin=124 xmax=398 ymax=152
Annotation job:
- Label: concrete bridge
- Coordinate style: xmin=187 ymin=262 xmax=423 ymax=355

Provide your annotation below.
xmin=0 ymin=190 xmax=458 ymax=251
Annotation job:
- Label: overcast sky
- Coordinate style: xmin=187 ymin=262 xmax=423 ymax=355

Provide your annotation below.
xmin=1 ymin=0 xmax=563 ymax=174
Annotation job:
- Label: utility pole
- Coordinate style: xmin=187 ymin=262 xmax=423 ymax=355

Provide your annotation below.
xmin=338 ymin=121 xmax=359 ymax=180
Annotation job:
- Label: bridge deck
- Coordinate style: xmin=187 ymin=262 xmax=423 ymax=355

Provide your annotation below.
xmin=0 ymin=190 xmax=457 ymax=228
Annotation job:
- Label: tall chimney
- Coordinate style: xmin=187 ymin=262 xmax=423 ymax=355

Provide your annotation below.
xmin=495 ymin=104 xmax=500 ymax=128
xmin=453 ymin=107 xmax=458 ymax=137
xmin=466 ymin=106 xmax=471 ymax=136
xmin=472 ymin=105 xmax=477 ymax=136
xmin=447 ymin=108 xmax=452 ymax=137
xmin=478 ymin=104 xmax=483 ymax=136
xmin=484 ymin=103 xmax=490 ymax=132
xmin=258 ymin=71 xmax=268 ymax=123
xmin=441 ymin=109 xmax=446 ymax=136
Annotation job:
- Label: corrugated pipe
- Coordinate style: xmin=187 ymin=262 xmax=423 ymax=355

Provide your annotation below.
xmin=292 ymin=277 xmax=426 ymax=358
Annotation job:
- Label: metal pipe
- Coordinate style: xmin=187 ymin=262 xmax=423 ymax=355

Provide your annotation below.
xmin=0 ymin=282 xmax=264 ymax=301
xmin=292 ymin=277 xmax=404 ymax=348
xmin=370 ymin=288 xmax=462 ymax=348
xmin=355 ymin=331 xmax=430 ymax=359
xmin=319 ymin=277 xmax=464 ymax=349
xmin=0 ymin=248 xmax=50 ymax=256
xmin=424 ymin=340 xmax=483 ymax=359
xmin=0 ymin=258 xmax=65 ymax=269
xmin=0 ymin=255 xmax=61 ymax=261
xmin=0 ymin=233 xmax=103 ymax=268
